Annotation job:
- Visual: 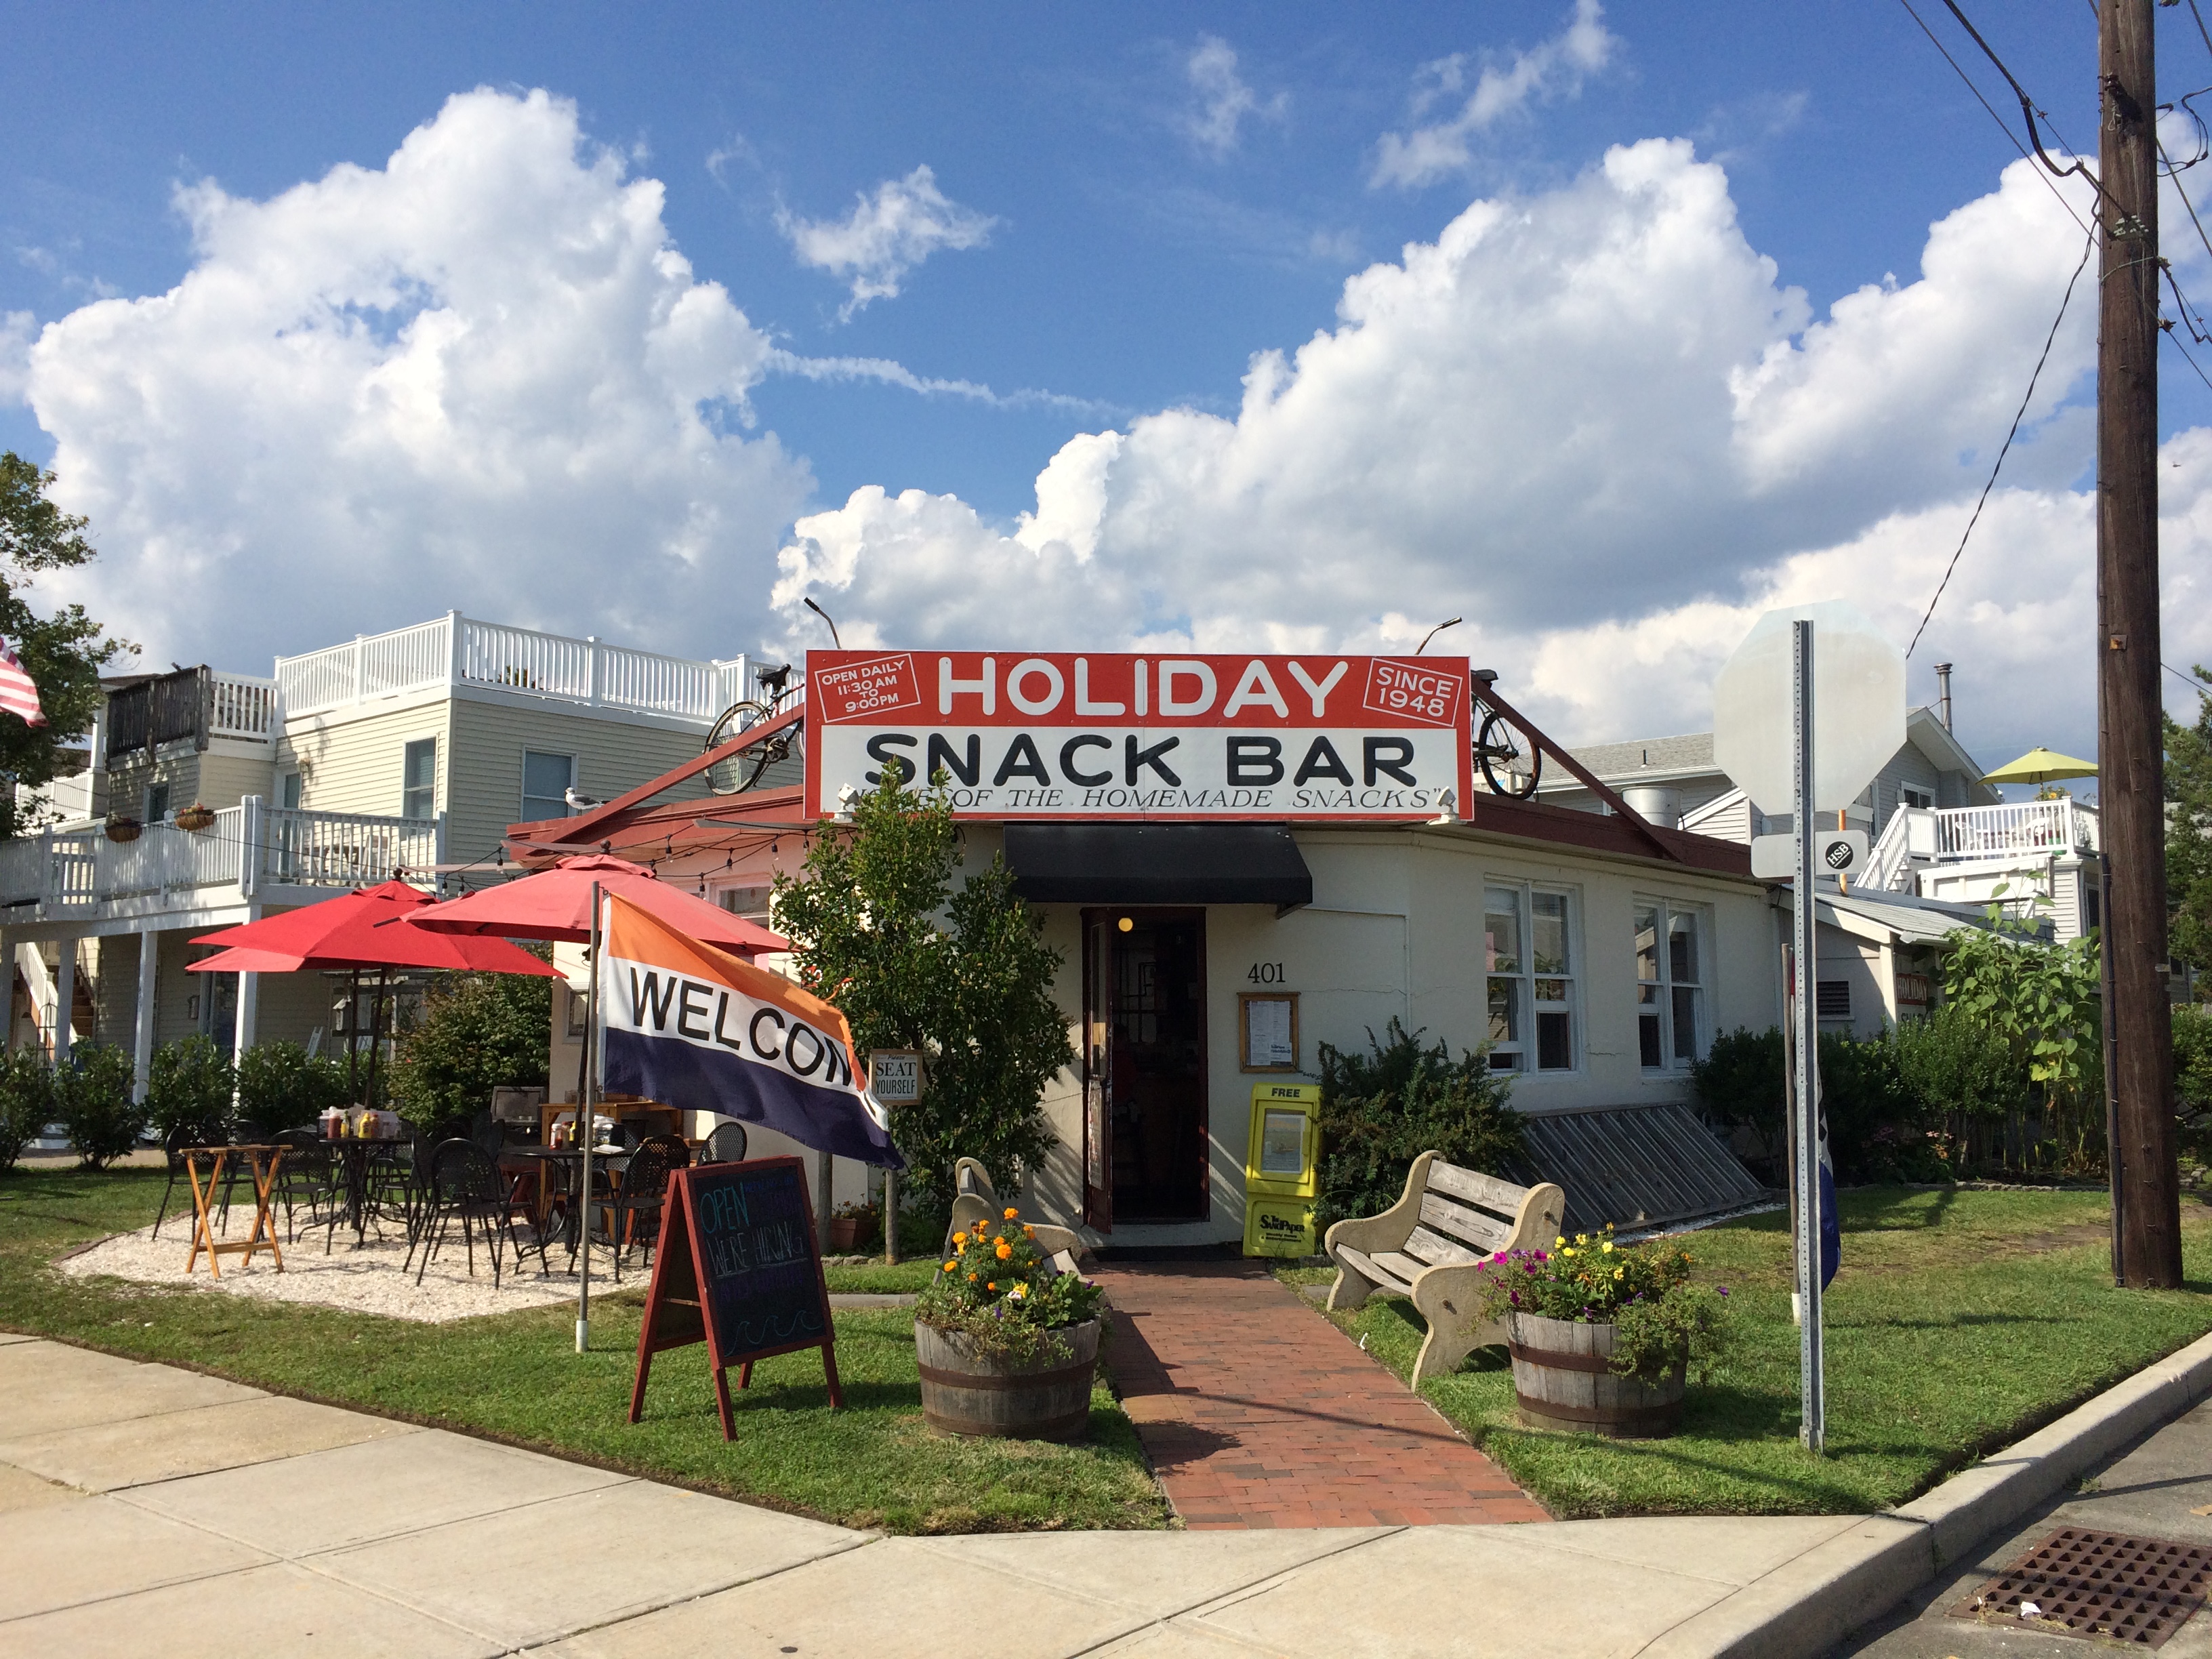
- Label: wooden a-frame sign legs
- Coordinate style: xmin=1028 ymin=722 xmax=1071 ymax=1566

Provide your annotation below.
xmin=628 ymin=1160 xmax=843 ymax=1440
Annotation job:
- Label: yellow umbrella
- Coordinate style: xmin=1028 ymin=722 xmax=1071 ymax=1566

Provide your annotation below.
xmin=1980 ymin=746 xmax=2097 ymax=785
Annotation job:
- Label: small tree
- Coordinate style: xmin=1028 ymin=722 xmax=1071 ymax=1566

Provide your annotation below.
xmin=0 ymin=454 xmax=135 ymax=837
xmin=0 ymin=1047 xmax=52 ymax=1172
xmin=144 ymin=1035 xmax=235 ymax=1141
xmin=2166 ymin=666 xmax=2212 ymax=979
xmin=1942 ymin=893 xmax=2104 ymax=1168
xmin=387 ymin=969 xmax=553 ymax=1131
xmin=1314 ymin=1019 xmax=1523 ymax=1229
xmin=773 ymin=771 xmax=1073 ymax=1209
xmin=238 ymin=1041 xmax=350 ymax=1133
xmin=52 ymin=1042 xmax=142 ymax=1168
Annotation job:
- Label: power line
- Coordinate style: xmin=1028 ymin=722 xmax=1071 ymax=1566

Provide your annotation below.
xmin=1908 ymin=226 xmax=2098 ymax=657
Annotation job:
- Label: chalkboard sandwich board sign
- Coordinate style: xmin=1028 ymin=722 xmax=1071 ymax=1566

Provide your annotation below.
xmin=629 ymin=1156 xmax=841 ymax=1438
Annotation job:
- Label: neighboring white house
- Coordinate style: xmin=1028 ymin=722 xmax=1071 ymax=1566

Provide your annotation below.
xmin=1537 ymin=703 xmax=2093 ymax=1035
xmin=1 ymin=612 xmax=783 ymax=1099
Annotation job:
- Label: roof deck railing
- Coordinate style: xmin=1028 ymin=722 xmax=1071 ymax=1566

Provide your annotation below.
xmin=275 ymin=611 xmax=760 ymax=727
xmin=1858 ymin=799 xmax=2100 ymax=894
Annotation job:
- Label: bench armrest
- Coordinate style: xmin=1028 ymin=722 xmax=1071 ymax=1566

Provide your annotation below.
xmin=1322 ymin=1149 xmax=1435 ymax=1261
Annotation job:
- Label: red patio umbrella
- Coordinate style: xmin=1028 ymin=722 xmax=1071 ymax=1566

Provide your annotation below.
xmin=190 ymin=880 xmax=558 ymax=1103
xmin=407 ymin=855 xmax=788 ymax=952
xmin=188 ymin=882 xmax=563 ymax=976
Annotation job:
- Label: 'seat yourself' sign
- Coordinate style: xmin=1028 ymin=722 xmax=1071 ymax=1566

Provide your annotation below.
xmin=805 ymin=651 xmax=1473 ymax=821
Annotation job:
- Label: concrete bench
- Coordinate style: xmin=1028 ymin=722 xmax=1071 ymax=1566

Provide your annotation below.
xmin=945 ymin=1157 xmax=1083 ymax=1261
xmin=1324 ymin=1151 xmax=1565 ymax=1385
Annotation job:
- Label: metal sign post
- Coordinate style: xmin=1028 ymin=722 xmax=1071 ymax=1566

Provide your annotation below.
xmin=1791 ymin=621 xmax=1825 ymax=1453
xmin=868 ymin=1050 xmax=924 ymax=1265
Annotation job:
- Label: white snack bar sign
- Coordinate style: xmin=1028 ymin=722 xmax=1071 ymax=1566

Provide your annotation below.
xmin=805 ymin=650 xmax=1472 ymax=821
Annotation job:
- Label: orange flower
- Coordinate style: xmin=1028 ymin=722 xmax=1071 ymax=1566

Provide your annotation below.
xmin=995 ymin=1240 xmax=1012 ymax=1260
xmin=987 ymin=1282 xmax=997 ymax=1291
xmin=1003 ymin=1206 xmax=1019 ymax=1220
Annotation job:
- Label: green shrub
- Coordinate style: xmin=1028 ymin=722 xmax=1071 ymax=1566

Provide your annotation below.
xmin=0 ymin=1048 xmax=52 ymax=1172
xmin=2177 ymin=1005 xmax=2212 ymax=1166
xmin=237 ymin=1042 xmax=350 ymax=1132
xmin=144 ymin=1035 xmax=234 ymax=1142
xmin=52 ymin=1042 xmax=143 ymax=1169
xmin=1896 ymin=1002 xmax=2030 ymax=1120
xmin=1692 ymin=1026 xmax=1785 ymax=1145
xmin=1315 ymin=1018 xmax=1523 ymax=1231
xmin=388 ymin=970 xmax=552 ymax=1132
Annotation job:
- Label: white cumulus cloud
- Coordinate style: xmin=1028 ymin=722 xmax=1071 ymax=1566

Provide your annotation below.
xmin=0 ymin=310 xmax=31 ymax=405
xmin=777 ymin=165 xmax=998 ymax=319
xmin=1372 ymin=0 xmax=1618 ymax=190
xmin=22 ymin=87 xmax=811 ymax=671
xmin=766 ymin=142 xmax=2153 ymax=762
xmin=1185 ymin=36 xmax=1286 ymax=158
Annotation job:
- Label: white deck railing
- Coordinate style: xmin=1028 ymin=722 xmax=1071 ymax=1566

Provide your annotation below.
xmin=0 ymin=804 xmax=440 ymax=917
xmin=276 ymin=612 xmax=760 ymax=726
xmin=1935 ymin=799 xmax=2097 ymax=860
xmin=208 ymin=672 xmax=279 ymax=742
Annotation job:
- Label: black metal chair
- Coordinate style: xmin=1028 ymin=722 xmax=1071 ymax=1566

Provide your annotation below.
xmin=150 ymin=1120 xmax=222 ymax=1240
xmin=701 ymin=1121 xmax=748 ymax=1164
xmin=271 ymin=1128 xmax=343 ymax=1248
xmin=413 ymin=1139 xmax=531 ymax=1288
xmin=600 ymin=1133 xmax=688 ymax=1282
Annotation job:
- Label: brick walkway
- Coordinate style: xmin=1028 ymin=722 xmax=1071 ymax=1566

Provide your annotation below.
xmin=1094 ymin=1259 xmax=1548 ymax=1529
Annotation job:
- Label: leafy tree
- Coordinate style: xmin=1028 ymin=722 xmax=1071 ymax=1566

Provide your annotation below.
xmin=144 ymin=1035 xmax=235 ymax=1141
xmin=51 ymin=1042 xmax=143 ymax=1168
xmin=773 ymin=771 xmax=1073 ymax=1210
xmin=238 ymin=1041 xmax=350 ymax=1133
xmin=1314 ymin=1019 xmax=1523 ymax=1229
xmin=0 ymin=1047 xmax=52 ymax=1172
xmin=2167 ymin=665 xmax=2212 ymax=979
xmin=0 ymin=454 xmax=134 ymax=837
xmin=388 ymin=968 xmax=553 ymax=1132
xmin=1941 ymin=893 xmax=2103 ymax=1166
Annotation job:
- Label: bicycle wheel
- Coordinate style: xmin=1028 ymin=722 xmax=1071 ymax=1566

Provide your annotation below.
xmin=703 ymin=699 xmax=773 ymax=795
xmin=1476 ymin=709 xmax=1542 ymax=799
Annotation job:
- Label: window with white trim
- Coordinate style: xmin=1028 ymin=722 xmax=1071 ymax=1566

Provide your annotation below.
xmin=1484 ymin=884 xmax=1576 ymax=1072
xmin=1635 ymin=899 xmax=1706 ymax=1069
xmin=715 ymin=884 xmax=773 ymax=926
xmin=521 ymin=750 xmax=575 ymax=821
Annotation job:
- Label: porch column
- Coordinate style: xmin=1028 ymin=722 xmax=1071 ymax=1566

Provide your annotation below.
xmin=132 ymin=930 xmax=159 ymax=1103
xmin=52 ymin=941 xmax=74 ymax=1063
xmin=232 ymin=970 xmax=260 ymax=1073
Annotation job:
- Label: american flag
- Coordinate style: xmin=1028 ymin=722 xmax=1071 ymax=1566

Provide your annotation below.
xmin=0 ymin=640 xmax=47 ymax=728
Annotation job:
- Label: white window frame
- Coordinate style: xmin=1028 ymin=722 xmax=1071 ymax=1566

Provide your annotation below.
xmin=279 ymin=771 xmax=304 ymax=810
xmin=520 ymin=748 xmax=576 ymax=822
xmin=1634 ymin=897 xmax=1708 ymax=1072
xmin=401 ymin=737 xmax=437 ymax=821
xmin=1483 ymin=881 xmax=1580 ymax=1075
xmin=712 ymin=882 xmax=773 ymax=926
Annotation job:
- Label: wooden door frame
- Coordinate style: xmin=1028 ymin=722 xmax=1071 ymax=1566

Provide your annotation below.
xmin=1082 ymin=905 xmax=1210 ymax=1226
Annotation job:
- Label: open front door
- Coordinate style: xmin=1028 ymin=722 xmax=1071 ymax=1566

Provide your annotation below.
xmin=1082 ymin=912 xmax=1113 ymax=1233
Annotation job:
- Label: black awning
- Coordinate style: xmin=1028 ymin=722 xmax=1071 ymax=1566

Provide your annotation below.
xmin=1002 ymin=823 xmax=1313 ymax=907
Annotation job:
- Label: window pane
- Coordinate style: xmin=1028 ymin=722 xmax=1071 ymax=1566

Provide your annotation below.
xmin=1668 ymin=910 xmax=1699 ymax=985
xmin=1537 ymin=1010 xmax=1571 ymax=1071
xmin=1534 ymin=977 xmax=1568 ymax=1004
xmin=1672 ymin=985 xmax=1701 ymax=1063
xmin=402 ymin=739 xmax=436 ymax=820
xmin=1634 ymin=904 xmax=1660 ymax=982
xmin=279 ymin=772 xmax=302 ymax=810
xmin=1487 ymin=976 xmax=1521 ymax=1049
xmin=1484 ymin=888 xmax=1521 ymax=973
xmin=522 ymin=751 xmax=573 ymax=818
xmin=1639 ymin=1012 xmax=1663 ymax=1068
xmin=1532 ymin=891 xmax=1568 ymax=972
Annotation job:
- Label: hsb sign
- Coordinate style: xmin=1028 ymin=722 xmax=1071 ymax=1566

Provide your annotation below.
xmin=804 ymin=651 xmax=1473 ymax=822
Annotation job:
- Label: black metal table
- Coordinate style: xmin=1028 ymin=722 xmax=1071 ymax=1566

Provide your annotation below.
xmin=327 ymin=1134 xmax=413 ymax=1246
xmin=500 ymin=1146 xmax=631 ymax=1265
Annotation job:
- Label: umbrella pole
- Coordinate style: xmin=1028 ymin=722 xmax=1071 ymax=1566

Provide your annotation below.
xmin=346 ymin=969 xmax=361 ymax=1103
xmin=579 ymin=882 xmax=601 ymax=1354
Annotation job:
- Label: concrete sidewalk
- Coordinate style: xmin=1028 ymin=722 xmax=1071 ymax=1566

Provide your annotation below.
xmin=3 ymin=1330 xmax=2208 ymax=1658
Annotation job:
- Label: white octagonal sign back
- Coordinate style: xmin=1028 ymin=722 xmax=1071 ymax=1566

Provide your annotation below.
xmin=1712 ymin=601 xmax=1906 ymax=813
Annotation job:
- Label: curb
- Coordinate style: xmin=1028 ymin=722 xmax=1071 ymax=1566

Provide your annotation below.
xmin=1643 ymin=1327 xmax=2212 ymax=1658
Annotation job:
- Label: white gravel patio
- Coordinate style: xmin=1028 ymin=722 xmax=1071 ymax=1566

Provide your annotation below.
xmin=59 ymin=1218 xmax=600 ymax=1324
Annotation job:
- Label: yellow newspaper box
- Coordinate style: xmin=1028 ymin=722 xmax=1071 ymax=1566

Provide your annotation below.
xmin=1242 ymin=1082 xmax=1320 ymax=1257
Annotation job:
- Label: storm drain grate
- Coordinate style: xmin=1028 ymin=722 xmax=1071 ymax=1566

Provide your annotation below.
xmin=1948 ymin=1528 xmax=2212 ymax=1647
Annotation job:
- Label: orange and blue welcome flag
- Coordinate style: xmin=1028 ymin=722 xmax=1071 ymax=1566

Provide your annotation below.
xmin=597 ymin=891 xmax=902 ymax=1168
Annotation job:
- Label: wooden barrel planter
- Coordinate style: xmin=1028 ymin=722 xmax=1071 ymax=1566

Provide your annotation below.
xmin=914 ymin=1316 xmax=1101 ymax=1442
xmin=1507 ymin=1312 xmax=1685 ymax=1438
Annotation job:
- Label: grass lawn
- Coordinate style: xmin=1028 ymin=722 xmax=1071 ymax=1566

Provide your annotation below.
xmin=0 ymin=1167 xmax=1167 ymax=1534
xmin=1299 ymin=1187 xmax=2212 ymax=1519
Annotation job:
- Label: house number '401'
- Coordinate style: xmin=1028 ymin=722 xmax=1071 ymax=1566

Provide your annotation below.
xmin=1247 ymin=963 xmax=1285 ymax=985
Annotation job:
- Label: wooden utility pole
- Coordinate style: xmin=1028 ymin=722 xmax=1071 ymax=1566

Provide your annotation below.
xmin=2098 ymin=0 xmax=2184 ymax=1287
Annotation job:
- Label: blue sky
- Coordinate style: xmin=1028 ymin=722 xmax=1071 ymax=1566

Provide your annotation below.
xmin=1 ymin=1 xmax=2206 ymax=763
